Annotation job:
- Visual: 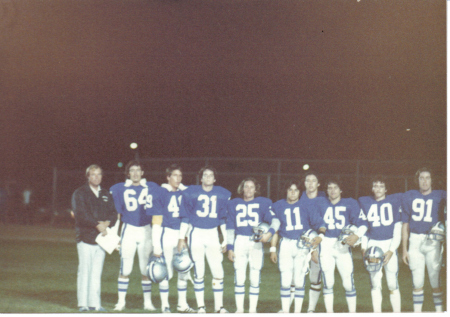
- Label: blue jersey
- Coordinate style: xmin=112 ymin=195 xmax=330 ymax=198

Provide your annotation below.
xmin=182 ymin=185 xmax=231 ymax=229
xmin=226 ymin=196 xmax=274 ymax=236
xmin=358 ymin=194 xmax=402 ymax=240
xmin=147 ymin=184 xmax=189 ymax=230
xmin=401 ymin=190 xmax=446 ymax=234
xmin=273 ymin=199 xmax=325 ymax=240
xmin=317 ymin=197 xmax=367 ymax=238
xmin=110 ymin=180 xmax=160 ymax=227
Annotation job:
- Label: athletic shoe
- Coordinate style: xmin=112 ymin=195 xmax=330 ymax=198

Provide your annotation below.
xmin=278 ymin=309 xmax=283 ymax=313
xmin=162 ymin=307 xmax=171 ymax=313
xmin=144 ymin=303 xmax=157 ymax=311
xmin=177 ymin=305 xmax=197 ymax=313
xmin=79 ymin=307 xmax=89 ymax=312
xmin=216 ymin=307 xmax=229 ymax=313
xmin=197 ymin=306 xmax=206 ymax=313
xmin=114 ymin=303 xmax=125 ymax=311
xmin=89 ymin=307 xmax=107 ymax=312
xmin=307 ymin=310 xmax=315 ymax=313
xmin=235 ymin=311 xmax=244 ymax=314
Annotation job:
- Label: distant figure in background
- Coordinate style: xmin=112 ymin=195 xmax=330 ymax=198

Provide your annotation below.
xmin=109 ymin=161 xmax=159 ymax=312
xmin=0 ymin=187 xmax=8 ymax=224
xmin=22 ymin=187 xmax=33 ymax=225
xmin=72 ymin=164 xmax=117 ymax=312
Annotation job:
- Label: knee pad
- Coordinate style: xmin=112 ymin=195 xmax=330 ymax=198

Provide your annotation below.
xmin=249 ymin=268 xmax=261 ymax=288
xmin=120 ymin=257 xmax=134 ymax=277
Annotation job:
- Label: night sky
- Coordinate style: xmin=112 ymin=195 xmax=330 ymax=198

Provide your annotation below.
xmin=1 ymin=0 xmax=446 ymax=191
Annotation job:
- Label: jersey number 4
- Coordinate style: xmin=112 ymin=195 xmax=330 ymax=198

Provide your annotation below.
xmin=366 ymin=203 xmax=393 ymax=227
xmin=124 ymin=188 xmax=151 ymax=212
xmin=196 ymin=195 xmax=218 ymax=218
xmin=168 ymin=195 xmax=182 ymax=218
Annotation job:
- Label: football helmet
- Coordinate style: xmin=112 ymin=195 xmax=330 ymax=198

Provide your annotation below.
xmin=250 ymin=222 xmax=272 ymax=242
xmin=172 ymin=248 xmax=194 ymax=273
xmin=297 ymin=229 xmax=318 ymax=249
xmin=338 ymin=224 xmax=360 ymax=246
xmin=427 ymin=221 xmax=446 ymax=242
xmin=146 ymin=256 xmax=168 ymax=283
xmin=363 ymin=246 xmax=385 ymax=272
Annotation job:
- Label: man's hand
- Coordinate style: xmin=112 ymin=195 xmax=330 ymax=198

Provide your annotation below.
xmin=153 ymin=253 xmax=162 ymax=258
xmin=177 ymin=239 xmax=187 ymax=252
xmin=311 ymin=250 xmax=319 ymax=264
xmin=228 ymin=250 xmax=235 ymax=262
xmin=361 ymin=249 xmax=366 ymax=258
xmin=115 ymin=242 xmax=121 ymax=251
xmin=221 ymin=241 xmax=227 ymax=253
xmin=383 ymin=251 xmax=393 ymax=265
xmin=311 ymin=236 xmax=322 ymax=249
xmin=270 ymin=251 xmax=277 ymax=264
xmin=96 ymin=222 xmax=108 ymax=235
xmin=345 ymin=234 xmax=359 ymax=247
xmin=402 ymin=250 xmax=409 ymax=266
xmin=259 ymin=232 xmax=273 ymax=243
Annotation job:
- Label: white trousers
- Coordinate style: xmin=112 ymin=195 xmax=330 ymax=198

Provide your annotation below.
xmin=77 ymin=241 xmax=106 ymax=308
xmin=120 ymin=223 xmax=152 ymax=276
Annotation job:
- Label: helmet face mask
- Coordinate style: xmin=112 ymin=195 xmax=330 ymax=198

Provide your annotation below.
xmin=297 ymin=229 xmax=318 ymax=249
xmin=146 ymin=256 xmax=168 ymax=283
xmin=172 ymin=248 xmax=194 ymax=273
xmin=427 ymin=222 xmax=446 ymax=242
xmin=250 ymin=222 xmax=271 ymax=242
xmin=363 ymin=246 xmax=385 ymax=272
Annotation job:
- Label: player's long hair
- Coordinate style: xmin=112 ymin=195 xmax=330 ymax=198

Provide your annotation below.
xmin=166 ymin=164 xmax=182 ymax=177
xmin=124 ymin=160 xmax=144 ymax=177
xmin=324 ymin=178 xmax=343 ymax=192
xmin=237 ymin=177 xmax=261 ymax=198
xmin=371 ymin=175 xmax=389 ymax=190
xmin=198 ymin=165 xmax=217 ymax=180
xmin=301 ymin=171 xmax=320 ymax=190
xmin=283 ymin=179 xmax=302 ymax=193
xmin=414 ymin=167 xmax=433 ymax=186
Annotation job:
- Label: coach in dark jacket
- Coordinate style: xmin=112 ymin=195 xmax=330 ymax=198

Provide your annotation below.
xmin=72 ymin=164 xmax=117 ymax=312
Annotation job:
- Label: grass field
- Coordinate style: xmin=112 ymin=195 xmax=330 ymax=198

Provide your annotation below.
xmin=0 ymin=224 xmax=446 ymax=313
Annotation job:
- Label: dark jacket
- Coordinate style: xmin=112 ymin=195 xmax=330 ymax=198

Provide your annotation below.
xmin=72 ymin=183 xmax=117 ymax=244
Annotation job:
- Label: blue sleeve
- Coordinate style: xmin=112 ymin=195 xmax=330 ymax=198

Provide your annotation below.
xmin=308 ymin=204 xmax=326 ymax=231
xmin=226 ymin=200 xmax=236 ymax=230
xmin=350 ymin=199 xmax=367 ymax=227
xmin=146 ymin=186 xmax=164 ymax=216
xmin=262 ymin=200 xmax=274 ymax=223
xmin=109 ymin=185 xmax=124 ymax=214
xmin=401 ymin=193 xmax=411 ymax=223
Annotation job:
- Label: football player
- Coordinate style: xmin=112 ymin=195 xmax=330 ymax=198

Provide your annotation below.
xmin=299 ymin=171 xmax=327 ymax=313
xmin=181 ymin=166 xmax=231 ymax=313
xmin=270 ymin=180 xmax=325 ymax=313
xmin=401 ymin=167 xmax=446 ymax=312
xmin=109 ymin=161 xmax=160 ymax=311
xmin=226 ymin=177 xmax=280 ymax=313
xmin=358 ymin=176 xmax=402 ymax=312
xmin=147 ymin=164 xmax=196 ymax=313
xmin=317 ymin=178 xmax=368 ymax=313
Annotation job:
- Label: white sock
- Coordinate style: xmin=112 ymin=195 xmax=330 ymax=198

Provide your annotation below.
xmin=249 ymin=285 xmax=259 ymax=313
xmin=159 ymin=279 xmax=169 ymax=309
xmin=345 ymin=290 xmax=356 ymax=313
xmin=280 ymin=287 xmax=291 ymax=313
xmin=371 ymin=289 xmax=382 ymax=313
xmin=294 ymin=288 xmax=305 ymax=313
xmin=194 ymin=278 xmax=205 ymax=308
xmin=323 ymin=289 xmax=334 ymax=313
xmin=177 ymin=277 xmax=188 ymax=308
xmin=290 ymin=285 xmax=295 ymax=307
xmin=390 ymin=289 xmax=401 ymax=313
xmin=117 ymin=277 xmax=129 ymax=305
xmin=413 ymin=290 xmax=424 ymax=313
xmin=235 ymin=284 xmax=245 ymax=313
xmin=433 ymin=291 xmax=443 ymax=312
xmin=142 ymin=280 xmax=152 ymax=307
xmin=212 ymin=279 xmax=224 ymax=311
xmin=308 ymin=283 xmax=321 ymax=312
